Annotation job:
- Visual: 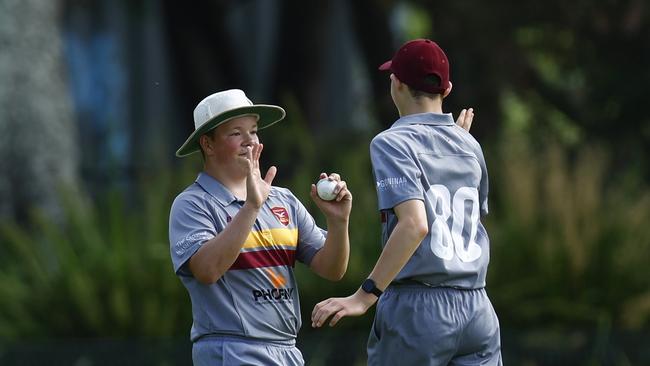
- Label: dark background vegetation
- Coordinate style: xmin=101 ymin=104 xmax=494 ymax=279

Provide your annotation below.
xmin=1 ymin=0 xmax=649 ymax=365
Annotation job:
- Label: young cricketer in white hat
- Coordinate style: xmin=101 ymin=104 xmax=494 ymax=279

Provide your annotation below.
xmin=170 ymin=89 xmax=352 ymax=365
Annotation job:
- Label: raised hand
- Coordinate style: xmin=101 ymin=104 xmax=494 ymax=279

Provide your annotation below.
xmin=310 ymin=172 xmax=352 ymax=224
xmin=456 ymin=108 xmax=474 ymax=132
xmin=245 ymin=143 xmax=276 ymax=208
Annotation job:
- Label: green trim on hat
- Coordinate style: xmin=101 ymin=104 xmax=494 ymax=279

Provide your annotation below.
xmin=176 ymin=104 xmax=285 ymax=157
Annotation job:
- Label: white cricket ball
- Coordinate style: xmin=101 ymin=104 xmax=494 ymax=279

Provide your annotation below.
xmin=316 ymin=178 xmax=337 ymax=201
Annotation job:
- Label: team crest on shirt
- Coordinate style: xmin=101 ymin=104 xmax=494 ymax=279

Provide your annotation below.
xmin=271 ymin=206 xmax=290 ymax=226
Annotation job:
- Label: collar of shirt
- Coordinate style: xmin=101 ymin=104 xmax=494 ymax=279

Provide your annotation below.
xmin=390 ymin=112 xmax=455 ymax=129
xmin=194 ymin=172 xmax=277 ymax=206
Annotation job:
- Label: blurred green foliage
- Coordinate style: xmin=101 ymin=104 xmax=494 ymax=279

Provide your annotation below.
xmin=487 ymin=136 xmax=650 ymax=331
xmin=0 ymin=167 xmax=197 ymax=339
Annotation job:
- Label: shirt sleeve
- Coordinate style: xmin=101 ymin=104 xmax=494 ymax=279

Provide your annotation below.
xmin=169 ymin=195 xmax=219 ymax=276
xmin=370 ymin=134 xmax=424 ymax=210
xmin=291 ymin=194 xmax=326 ymax=265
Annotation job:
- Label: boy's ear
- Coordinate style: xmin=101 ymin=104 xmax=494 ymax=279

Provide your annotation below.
xmin=390 ymin=74 xmax=403 ymax=89
xmin=199 ymin=134 xmax=213 ymax=155
xmin=442 ymin=81 xmax=453 ymax=99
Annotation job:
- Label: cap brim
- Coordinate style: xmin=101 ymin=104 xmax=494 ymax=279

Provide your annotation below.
xmin=175 ymin=104 xmax=286 ymax=157
xmin=378 ymin=60 xmax=392 ymax=71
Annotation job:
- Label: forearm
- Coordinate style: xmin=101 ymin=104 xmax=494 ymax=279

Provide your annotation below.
xmin=367 ymin=218 xmax=427 ymax=291
xmin=310 ymin=218 xmax=424 ymax=328
xmin=310 ymin=202 xmax=427 ymax=328
xmin=189 ymin=202 xmax=259 ymax=284
xmin=310 ymin=218 xmax=350 ymax=281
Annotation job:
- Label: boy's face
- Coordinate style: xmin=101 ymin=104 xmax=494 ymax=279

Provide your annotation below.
xmin=206 ymin=115 xmax=259 ymax=170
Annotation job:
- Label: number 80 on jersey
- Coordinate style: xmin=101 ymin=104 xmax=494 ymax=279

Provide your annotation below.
xmin=426 ymin=185 xmax=482 ymax=262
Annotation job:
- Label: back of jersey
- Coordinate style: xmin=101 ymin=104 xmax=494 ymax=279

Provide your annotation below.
xmin=370 ymin=113 xmax=490 ymax=289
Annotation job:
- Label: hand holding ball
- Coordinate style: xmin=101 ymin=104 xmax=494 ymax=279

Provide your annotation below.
xmin=316 ymin=178 xmax=337 ymax=201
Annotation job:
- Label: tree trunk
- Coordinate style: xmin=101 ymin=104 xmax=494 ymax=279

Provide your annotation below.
xmin=0 ymin=0 xmax=79 ymax=222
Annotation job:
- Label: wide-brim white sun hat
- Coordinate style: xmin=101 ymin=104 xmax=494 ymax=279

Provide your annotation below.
xmin=176 ymin=89 xmax=286 ymax=157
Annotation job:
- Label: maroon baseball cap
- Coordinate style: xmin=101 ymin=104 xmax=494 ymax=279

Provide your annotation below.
xmin=379 ymin=39 xmax=450 ymax=94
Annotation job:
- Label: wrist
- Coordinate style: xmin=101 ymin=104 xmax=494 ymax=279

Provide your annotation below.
xmin=325 ymin=216 xmax=350 ymax=227
xmin=361 ymin=278 xmax=384 ymax=298
xmin=242 ymin=201 xmax=263 ymax=212
xmin=354 ymin=288 xmax=378 ymax=309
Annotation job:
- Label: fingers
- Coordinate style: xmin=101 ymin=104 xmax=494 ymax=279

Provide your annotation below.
xmin=319 ymin=172 xmax=341 ymax=181
xmin=456 ymin=108 xmax=474 ymax=131
xmin=315 ymin=173 xmax=351 ymax=202
xmin=311 ymin=298 xmax=345 ymax=328
xmin=245 ymin=145 xmax=254 ymax=166
xmin=329 ymin=311 xmax=346 ymax=327
xmin=457 ymin=109 xmax=467 ymax=128
xmin=310 ymin=184 xmax=318 ymax=200
xmin=248 ymin=143 xmax=262 ymax=171
xmin=311 ymin=298 xmax=331 ymax=320
xmin=311 ymin=298 xmax=334 ymax=327
xmin=264 ymin=166 xmax=277 ymax=185
xmin=255 ymin=143 xmax=263 ymax=162
xmin=464 ymin=108 xmax=474 ymax=131
xmin=334 ymin=180 xmax=351 ymax=202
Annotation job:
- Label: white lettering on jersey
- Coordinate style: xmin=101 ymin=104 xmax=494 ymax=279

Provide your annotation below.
xmin=376 ymin=176 xmax=408 ymax=191
xmin=175 ymin=231 xmax=214 ymax=255
xmin=425 ymin=185 xmax=482 ymax=262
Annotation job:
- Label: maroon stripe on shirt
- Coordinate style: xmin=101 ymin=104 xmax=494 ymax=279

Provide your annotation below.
xmin=230 ymin=248 xmax=297 ymax=270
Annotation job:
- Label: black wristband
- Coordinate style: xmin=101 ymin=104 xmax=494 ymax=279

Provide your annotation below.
xmin=361 ymin=278 xmax=383 ymax=298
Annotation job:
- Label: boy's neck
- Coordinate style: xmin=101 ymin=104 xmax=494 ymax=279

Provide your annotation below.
xmin=397 ymin=96 xmax=443 ymax=117
xmin=204 ymin=164 xmax=248 ymax=199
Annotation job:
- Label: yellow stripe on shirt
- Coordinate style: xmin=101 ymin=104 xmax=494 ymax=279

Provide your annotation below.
xmin=242 ymin=228 xmax=298 ymax=250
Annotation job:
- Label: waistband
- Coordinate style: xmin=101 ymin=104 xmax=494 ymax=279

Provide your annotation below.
xmin=195 ymin=334 xmax=296 ymax=347
xmin=390 ymin=279 xmax=484 ymax=291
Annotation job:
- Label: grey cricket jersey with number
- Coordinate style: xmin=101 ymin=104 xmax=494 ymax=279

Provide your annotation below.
xmin=371 ymin=112 xmax=490 ymax=289
xmin=169 ymin=172 xmax=326 ymax=342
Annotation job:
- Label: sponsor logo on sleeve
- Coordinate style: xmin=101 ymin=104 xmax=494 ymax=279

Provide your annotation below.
xmin=174 ymin=231 xmax=213 ymax=255
xmin=376 ymin=176 xmax=408 ymax=191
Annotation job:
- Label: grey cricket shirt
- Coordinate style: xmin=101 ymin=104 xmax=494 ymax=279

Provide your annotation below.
xmin=370 ymin=112 xmax=490 ymax=289
xmin=169 ymin=172 xmax=326 ymax=342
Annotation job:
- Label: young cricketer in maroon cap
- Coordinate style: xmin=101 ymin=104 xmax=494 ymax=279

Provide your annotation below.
xmin=311 ymin=39 xmax=503 ymax=365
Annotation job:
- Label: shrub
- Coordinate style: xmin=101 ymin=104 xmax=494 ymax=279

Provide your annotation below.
xmin=0 ymin=168 xmax=195 ymax=339
xmin=486 ymin=137 xmax=650 ymax=331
